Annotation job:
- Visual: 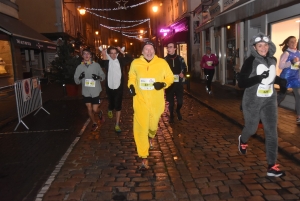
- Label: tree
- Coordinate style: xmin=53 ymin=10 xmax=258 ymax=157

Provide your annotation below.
xmin=50 ymin=38 xmax=81 ymax=84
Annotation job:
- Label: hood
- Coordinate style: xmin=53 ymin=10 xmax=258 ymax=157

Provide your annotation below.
xmin=249 ymin=32 xmax=276 ymax=58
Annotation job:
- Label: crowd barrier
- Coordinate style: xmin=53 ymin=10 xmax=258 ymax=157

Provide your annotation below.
xmin=14 ymin=77 xmax=50 ymax=131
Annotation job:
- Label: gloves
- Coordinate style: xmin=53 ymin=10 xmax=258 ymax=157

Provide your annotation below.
xmin=129 ymin=85 xmax=136 ymax=96
xmin=260 ymin=70 xmax=269 ymax=79
xmin=79 ymin=72 xmax=85 ymax=80
xmin=92 ymin=74 xmax=100 ymax=80
xmin=153 ymin=82 xmax=166 ymax=90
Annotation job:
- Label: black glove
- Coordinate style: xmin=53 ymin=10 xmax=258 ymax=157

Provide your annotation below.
xmin=260 ymin=70 xmax=269 ymax=79
xmin=92 ymin=74 xmax=100 ymax=80
xmin=79 ymin=72 xmax=85 ymax=80
xmin=129 ymin=85 xmax=136 ymax=96
xmin=153 ymin=82 xmax=166 ymax=90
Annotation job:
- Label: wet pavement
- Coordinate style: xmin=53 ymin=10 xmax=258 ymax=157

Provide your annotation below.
xmin=0 ymin=79 xmax=300 ymax=201
xmin=40 ymin=85 xmax=300 ymax=201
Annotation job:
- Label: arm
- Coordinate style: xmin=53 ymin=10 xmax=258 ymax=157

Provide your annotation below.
xmin=128 ymin=62 xmax=137 ymax=89
xmin=74 ymin=65 xmax=82 ymax=85
xmin=213 ymin=54 xmax=219 ymax=65
xmin=97 ymin=63 xmax=106 ymax=81
xmin=278 ymin=51 xmax=291 ymax=69
xmin=237 ymin=56 xmax=263 ymax=88
xmin=179 ymin=57 xmax=187 ymax=78
xmin=274 ymin=76 xmax=287 ymax=94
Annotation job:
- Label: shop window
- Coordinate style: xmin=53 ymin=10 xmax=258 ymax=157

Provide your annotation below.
xmin=0 ymin=40 xmax=14 ymax=86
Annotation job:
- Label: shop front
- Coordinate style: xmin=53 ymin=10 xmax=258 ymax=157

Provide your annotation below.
xmin=0 ymin=13 xmax=56 ymax=87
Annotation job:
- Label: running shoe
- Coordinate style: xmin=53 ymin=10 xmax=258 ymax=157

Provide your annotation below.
xmin=238 ymin=135 xmax=248 ymax=154
xmin=91 ymin=123 xmax=98 ymax=131
xmin=205 ymin=86 xmax=209 ymax=92
xmin=208 ymin=91 xmax=213 ymax=95
xmin=296 ymin=118 xmax=300 ymax=125
xmin=115 ymin=125 xmax=121 ymax=133
xmin=108 ymin=110 xmax=113 ymax=118
xmin=267 ymin=164 xmax=285 ymax=177
xmin=139 ymin=159 xmax=149 ymax=171
xmin=98 ymin=110 xmax=103 ymax=120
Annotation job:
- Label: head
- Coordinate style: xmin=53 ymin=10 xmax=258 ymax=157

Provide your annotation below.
xmin=82 ymin=49 xmax=92 ymax=62
xmin=250 ymin=32 xmax=276 ymax=57
xmin=142 ymin=41 xmax=155 ymax=60
xmin=206 ymin=47 xmax=211 ymax=55
xmin=107 ymin=47 xmax=118 ymax=60
xmin=166 ymin=42 xmax=177 ymax=55
xmin=279 ymin=36 xmax=297 ymax=52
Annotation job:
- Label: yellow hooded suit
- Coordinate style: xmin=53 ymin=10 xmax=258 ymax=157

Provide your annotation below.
xmin=128 ymin=55 xmax=174 ymax=158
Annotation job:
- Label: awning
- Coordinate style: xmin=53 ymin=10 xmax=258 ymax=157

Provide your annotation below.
xmin=0 ymin=13 xmax=56 ymax=50
xmin=162 ymin=31 xmax=188 ymax=46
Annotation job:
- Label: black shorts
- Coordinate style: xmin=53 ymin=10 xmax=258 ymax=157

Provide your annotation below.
xmin=83 ymin=96 xmax=100 ymax=104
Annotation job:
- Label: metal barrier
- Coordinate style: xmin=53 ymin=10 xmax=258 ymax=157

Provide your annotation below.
xmin=14 ymin=77 xmax=50 ymax=131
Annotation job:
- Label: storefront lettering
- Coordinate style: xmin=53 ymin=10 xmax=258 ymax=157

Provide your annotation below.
xmin=36 ymin=43 xmax=44 ymax=49
xmin=224 ymin=0 xmax=235 ymax=9
xmin=16 ymin=39 xmax=32 ymax=46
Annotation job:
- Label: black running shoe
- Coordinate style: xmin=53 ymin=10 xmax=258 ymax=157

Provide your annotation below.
xmin=98 ymin=110 xmax=103 ymax=120
xmin=267 ymin=164 xmax=285 ymax=177
xmin=238 ymin=135 xmax=248 ymax=154
xmin=91 ymin=123 xmax=98 ymax=131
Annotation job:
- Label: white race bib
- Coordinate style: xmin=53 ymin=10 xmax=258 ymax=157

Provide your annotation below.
xmin=85 ymin=79 xmax=96 ymax=87
xmin=291 ymin=61 xmax=300 ymax=70
xmin=174 ymin=74 xmax=179 ymax=82
xmin=140 ymin=78 xmax=155 ymax=90
xmin=257 ymin=84 xmax=273 ymax=97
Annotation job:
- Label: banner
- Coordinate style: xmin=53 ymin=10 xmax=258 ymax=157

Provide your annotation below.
xmin=22 ymin=79 xmax=31 ymax=101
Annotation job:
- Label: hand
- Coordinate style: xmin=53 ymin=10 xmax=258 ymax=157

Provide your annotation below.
xmin=79 ymin=72 xmax=85 ymax=80
xmin=153 ymin=82 xmax=166 ymax=90
xmin=129 ymin=85 xmax=136 ymax=96
xmin=260 ymin=70 xmax=269 ymax=79
xmin=92 ymin=74 xmax=100 ymax=80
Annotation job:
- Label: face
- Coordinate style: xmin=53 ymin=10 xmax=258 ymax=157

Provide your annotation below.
xmin=109 ymin=49 xmax=118 ymax=60
xmin=254 ymin=42 xmax=269 ymax=57
xmin=167 ymin=43 xmax=176 ymax=55
xmin=287 ymin=37 xmax=297 ymax=50
xmin=206 ymin=49 xmax=211 ymax=55
xmin=82 ymin=51 xmax=92 ymax=62
xmin=142 ymin=45 xmax=155 ymax=60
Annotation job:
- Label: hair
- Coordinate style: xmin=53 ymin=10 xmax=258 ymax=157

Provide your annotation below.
xmin=107 ymin=46 xmax=118 ymax=54
xmin=279 ymin=36 xmax=296 ymax=52
xmin=166 ymin=42 xmax=176 ymax=48
xmin=82 ymin=48 xmax=91 ymax=54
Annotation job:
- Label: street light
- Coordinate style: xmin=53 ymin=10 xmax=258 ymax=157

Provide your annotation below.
xmin=78 ymin=6 xmax=86 ymax=15
xmin=95 ymin=31 xmax=99 ymax=35
xmin=152 ymin=6 xmax=158 ymax=13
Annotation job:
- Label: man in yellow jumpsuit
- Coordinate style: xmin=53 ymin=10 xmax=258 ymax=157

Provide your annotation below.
xmin=128 ymin=41 xmax=174 ymax=170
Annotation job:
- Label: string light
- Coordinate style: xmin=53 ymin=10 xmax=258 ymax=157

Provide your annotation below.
xmin=86 ymin=10 xmax=149 ymax=23
xmin=99 ymin=24 xmax=149 ymax=40
xmin=100 ymin=19 xmax=149 ymax=29
xmin=85 ymin=0 xmax=150 ymax=11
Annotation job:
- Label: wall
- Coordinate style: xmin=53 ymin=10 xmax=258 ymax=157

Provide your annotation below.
xmin=0 ymin=0 xmax=18 ymax=18
xmin=17 ymin=0 xmax=59 ymax=34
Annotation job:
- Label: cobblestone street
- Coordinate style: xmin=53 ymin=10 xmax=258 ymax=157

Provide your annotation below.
xmin=41 ymin=94 xmax=300 ymax=201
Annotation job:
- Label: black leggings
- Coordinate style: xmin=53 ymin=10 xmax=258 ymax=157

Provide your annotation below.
xmin=166 ymin=83 xmax=184 ymax=116
xmin=204 ymin=68 xmax=215 ymax=91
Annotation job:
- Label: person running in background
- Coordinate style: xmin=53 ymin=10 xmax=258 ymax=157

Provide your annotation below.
xmin=201 ymin=47 xmax=219 ymax=94
xmin=279 ymin=36 xmax=300 ymax=124
xmin=237 ymin=32 xmax=285 ymax=177
xmin=128 ymin=41 xmax=174 ymax=170
xmin=99 ymin=46 xmax=132 ymax=132
xmin=74 ymin=49 xmax=106 ymax=131
xmin=164 ymin=42 xmax=187 ymax=123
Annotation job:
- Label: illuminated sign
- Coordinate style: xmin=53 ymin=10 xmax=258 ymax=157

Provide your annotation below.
xmin=160 ymin=28 xmax=171 ymax=33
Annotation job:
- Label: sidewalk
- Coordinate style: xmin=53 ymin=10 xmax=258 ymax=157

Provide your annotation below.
xmin=186 ymin=78 xmax=300 ymax=163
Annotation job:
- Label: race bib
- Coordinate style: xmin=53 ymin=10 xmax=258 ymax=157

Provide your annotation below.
xmin=140 ymin=78 xmax=155 ymax=90
xmin=174 ymin=74 xmax=179 ymax=82
xmin=85 ymin=79 xmax=96 ymax=87
xmin=291 ymin=61 xmax=300 ymax=70
xmin=257 ymin=84 xmax=273 ymax=97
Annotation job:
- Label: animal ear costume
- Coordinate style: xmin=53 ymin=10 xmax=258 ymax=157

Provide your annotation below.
xmin=237 ymin=32 xmax=279 ymax=166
